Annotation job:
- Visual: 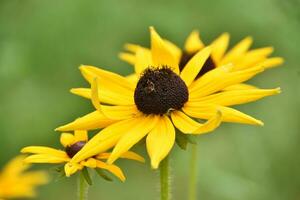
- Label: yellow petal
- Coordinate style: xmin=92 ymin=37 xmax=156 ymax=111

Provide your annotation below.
xmin=171 ymin=110 xmax=222 ymax=134
xmin=74 ymin=130 xmax=88 ymax=142
xmin=91 ymin=78 xmax=139 ymax=120
xmin=79 ymin=65 xmax=135 ymax=103
xmin=124 ymin=43 xmax=141 ymax=53
xmin=210 ymin=33 xmax=230 ymax=63
xmin=259 ymin=57 xmax=284 ymax=69
xmin=220 ymin=36 xmax=253 ymax=65
xmin=234 ymin=47 xmax=274 ymax=69
xmin=189 ymin=65 xmax=264 ymax=98
xmin=184 ymin=30 xmax=205 ymax=53
xmin=24 ymin=154 xmax=69 ymax=164
xmin=71 ymin=117 xmax=148 ymax=163
xmin=118 ymin=52 xmax=136 ymax=65
xmin=96 ymin=160 xmax=126 ymax=182
xmin=150 ymin=27 xmax=179 ymax=74
xmin=146 ymin=116 xmax=175 ymax=169
xmin=60 ymin=133 xmax=75 ymax=147
xmin=126 ymin=73 xmax=139 ymax=84
xmin=183 ymin=104 xmax=263 ymax=125
xmin=55 ymin=111 xmax=116 ymax=132
xmin=190 ymin=88 xmax=281 ymax=106
xmin=164 ymin=39 xmax=182 ymax=63
xmin=70 ymin=87 xmax=133 ymax=106
xmin=180 ymin=46 xmax=211 ymax=86
xmin=134 ymin=47 xmax=152 ymax=74
xmin=222 ymin=83 xmax=258 ymax=91
xmin=21 ymin=146 xmax=67 ymax=158
xmin=64 ymin=162 xmax=82 ymax=177
xmin=107 ymin=115 xmax=159 ymax=164
xmin=96 ymin=151 xmax=145 ymax=163
xmin=81 ymin=158 xmax=97 ymax=168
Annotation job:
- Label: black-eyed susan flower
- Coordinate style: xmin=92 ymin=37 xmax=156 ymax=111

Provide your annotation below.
xmin=21 ymin=130 xmax=144 ymax=181
xmin=0 ymin=156 xmax=48 ymax=199
xmin=56 ymin=27 xmax=280 ymax=169
xmin=120 ymin=29 xmax=284 ymax=87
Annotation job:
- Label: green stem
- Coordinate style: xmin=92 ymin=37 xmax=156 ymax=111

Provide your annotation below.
xmin=160 ymin=156 xmax=170 ymax=200
xmin=78 ymin=173 xmax=89 ymax=200
xmin=188 ymin=144 xmax=198 ymax=200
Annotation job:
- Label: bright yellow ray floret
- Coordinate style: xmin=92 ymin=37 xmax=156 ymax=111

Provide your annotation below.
xmin=21 ymin=130 xmax=144 ymax=181
xmin=0 ymin=156 xmax=48 ymax=199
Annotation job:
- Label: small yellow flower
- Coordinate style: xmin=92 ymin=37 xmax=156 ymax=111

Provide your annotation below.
xmin=21 ymin=130 xmax=144 ymax=181
xmin=56 ymin=27 xmax=280 ymax=169
xmin=0 ymin=156 xmax=48 ymax=199
xmin=119 ymin=29 xmax=284 ymax=87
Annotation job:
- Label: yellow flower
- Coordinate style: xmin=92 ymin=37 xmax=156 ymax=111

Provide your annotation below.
xmin=56 ymin=27 xmax=280 ymax=169
xmin=0 ymin=156 xmax=48 ymax=199
xmin=21 ymin=130 xmax=144 ymax=181
xmin=120 ymin=29 xmax=284 ymax=88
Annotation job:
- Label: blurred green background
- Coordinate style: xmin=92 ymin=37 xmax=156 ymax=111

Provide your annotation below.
xmin=0 ymin=0 xmax=299 ymax=199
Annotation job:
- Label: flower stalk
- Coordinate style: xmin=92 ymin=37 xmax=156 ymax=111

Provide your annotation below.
xmin=188 ymin=144 xmax=198 ymax=200
xmin=78 ymin=173 xmax=89 ymax=200
xmin=160 ymin=156 xmax=170 ymax=200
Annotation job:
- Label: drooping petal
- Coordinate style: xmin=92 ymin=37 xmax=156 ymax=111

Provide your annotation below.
xmin=55 ymin=111 xmax=117 ymax=132
xmin=71 ymin=116 xmax=153 ymax=163
xmin=180 ymin=46 xmax=211 ymax=86
xmin=146 ymin=116 xmax=175 ymax=169
xmin=189 ymin=88 xmax=281 ymax=106
xmin=107 ymin=115 xmax=159 ymax=164
xmin=183 ymin=104 xmax=263 ymax=125
xmin=150 ymin=27 xmax=179 ymax=74
xmin=171 ymin=111 xmax=222 ymax=134
xmin=220 ymin=36 xmax=253 ymax=65
xmin=189 ymin=65 xmax=264 ymax=98
xmin=21 ymin=146 xmax=67 ymax=158
xmin=184 ymin=30 xmax=205 ymax=53
xmin=60 ymin=133 xmax=75 ymax=147
xmin=96 ymin=151 xmax=145 ymax=163
xmin=210 ymin=33 xmax=230 ymax=63
xmin=96 ymin=160 xmax=126 ymax=182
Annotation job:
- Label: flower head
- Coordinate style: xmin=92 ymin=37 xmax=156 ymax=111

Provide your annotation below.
xmin=120 ymin=29 xmax=284 ymax=84
xmin=21 ymin=130 xmax=144 ymax=181
xmin=56 ymin=27 xmax=281 ymax=169
xmin=0 ymin=156 xmax=48 ymax=199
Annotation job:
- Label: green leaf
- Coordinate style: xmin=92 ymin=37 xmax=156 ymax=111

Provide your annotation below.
xmin=186 ymin=135 xmax=198 ymax=144
xmin=81 ymin=167 xmax=93 ymax=185
xmin=95 ymin=168 xmax=113 ymax=182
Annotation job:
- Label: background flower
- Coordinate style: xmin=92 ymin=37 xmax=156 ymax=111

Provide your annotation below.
xmin=0 ymin=0 xmax=298 ymax=199
xmin=0 ymin=156 xmax=48 ymax=199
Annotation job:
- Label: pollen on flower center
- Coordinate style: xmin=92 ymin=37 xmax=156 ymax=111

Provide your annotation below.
xmin=179 ymin=51 xmax=216 ymax=78
xmin=134 ymin=67 xmax=189 ymax=115
xmin=65 ymin=141 xmax=86 ymax=158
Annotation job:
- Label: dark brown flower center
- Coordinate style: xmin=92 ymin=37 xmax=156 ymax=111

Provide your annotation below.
xmin=65 ymin=141 xmax=86 ymax=158
xmin=134 ymin=67 xmax=189 ymax=115
xmin=179 ymin=51 xmax=216 ymax=79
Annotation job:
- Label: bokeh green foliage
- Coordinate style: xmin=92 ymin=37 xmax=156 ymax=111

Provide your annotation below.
xmin=0 ymin=0 xmax=299 ymax=199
